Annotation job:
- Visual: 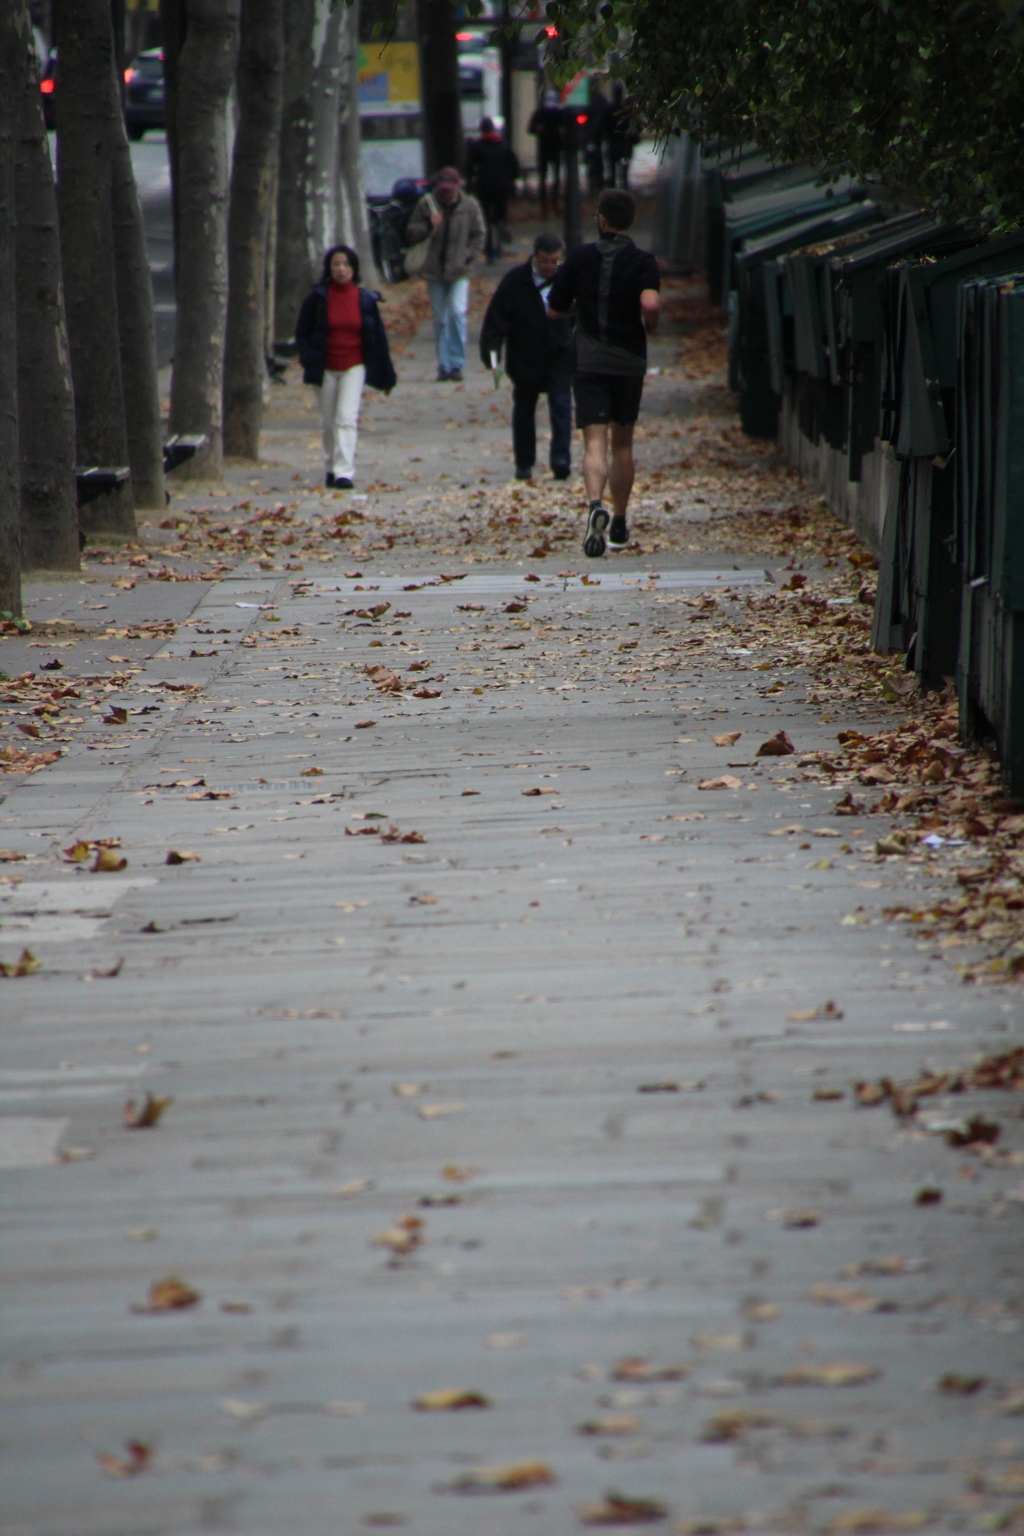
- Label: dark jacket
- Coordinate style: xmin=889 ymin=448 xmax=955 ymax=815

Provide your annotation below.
xmin=479 ymin=260 xmax=574 ymax=389
xmin=466 ymin=134 xmax=519 ymax=197
xmin=294 ymin=284 xmax=396 ymax=392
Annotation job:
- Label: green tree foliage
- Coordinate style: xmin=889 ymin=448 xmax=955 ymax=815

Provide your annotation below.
xmin=539 ymin=0 xmax=1024 ymax=231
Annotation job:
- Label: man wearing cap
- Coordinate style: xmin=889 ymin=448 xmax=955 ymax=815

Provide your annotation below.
xmin=405 ymin=168 xmax=486 ymax=382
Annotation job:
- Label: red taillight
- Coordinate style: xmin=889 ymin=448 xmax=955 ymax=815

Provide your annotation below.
xmin=545 ymin=24 xmax=558 ymax=35
xmin=124 ymin=67 xmax=134 ymax=82
xmin=456 ymin=31 xmax=473 ymax=40
xmin=576 ymin=112 xmax=587 ymax=124
xmin=40 ymin=77 xmax=55 ymax=94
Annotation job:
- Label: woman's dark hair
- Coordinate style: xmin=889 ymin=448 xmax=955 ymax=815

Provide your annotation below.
xmin=321 ymin=243 xmax=360 ymax=285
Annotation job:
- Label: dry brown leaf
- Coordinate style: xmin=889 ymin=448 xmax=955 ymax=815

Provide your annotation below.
xmin=63 ymin=839 xmax=91 ymax=862
xmin=133 ymin=1276 xmax=201 ymax=1313
xmin=300 ymin=766 xmax=323 ymax=776
xmin=787 ymin=1000 xmax=843 ymax=1022
xmin=809 ymin=1284 xmax=890 ymax=1313
xmin=744 ymin=1302 xmax=780 ymax=1321
xmin=756 ymin=730 xmax=795 ymax=757
xmin=579 ymin=1492 xmax=669 ymax=1525
xmin=936 ymin=1372 xmax=986 ymax=1395
xmin=824 ymin=1511 xmax=927 ymax=1534
xmin=166 ymin=849 xmax=200 ymax=864
xmin=776 ymin=1362 xmax=880 ymax=1387
xmin=418 ymin=1102 xmax=465 ymax=1119
xmin=698 ymin=775 xmax=743 ymax=791
xmin=412 ymin=687 xmax=442 ymax=698
xmin=774 ymin=1209 xmax=820 ymax=1228
xmin=0 ymin=948 xmax=42 ymax=978
xmin=577 ymin=1415 xmax=642 ymax=1436
xmin=701 ymin=1408 xmax=777 ymax=1441
xmin=123 ymin=1092 xmax=174 ymax=1129
xmin=372 ymin=1215 xmax=423 ymax=1254
xmin=380 ymin=824 xmax=426 ymax=844
xmin=915 ymin=1187 xmax=943 ymax=1205
xmin=103 ymin=707 xmax=129 ymax=725
xmin=451 ymin=1461 xmax=554 ymax=1492
xmin=413 ymin=1388 xmax=490 ymax=1410
xmin=92 ymin=847 xmax=127 ymax=872
xmin=392 ymin=1082 xmax=424 ymax=1097
xmin=522 ymin=786 xmax=557 ymax=796
xmin=96 ymin=1441 xmax=151 ymax=1478
xmin=611 ymin=1358 xmax=689 ymax=1382
xmin=410 ymin=892 xmax=438 ymax=904
xmin=185 ymin=789 xmax=231 ymax=800
xmin=713 ymin=732 xmax=742 ymax=747
xmin=442 ymin=1164 xmax=476 ymax=1181
xmin=841 ymin=1256 xmax=927 ymax=1278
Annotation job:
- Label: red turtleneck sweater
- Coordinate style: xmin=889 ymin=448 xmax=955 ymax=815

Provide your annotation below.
xmin=325 ymin=281 xmax=363 ymax=372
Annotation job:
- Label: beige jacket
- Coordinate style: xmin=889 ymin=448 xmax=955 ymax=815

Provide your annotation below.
xmin=405 ymin=190 xmax=486 ymax=282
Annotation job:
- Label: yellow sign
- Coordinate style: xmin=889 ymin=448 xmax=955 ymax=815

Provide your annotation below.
xmin=358 ymin=41 xmax=420 ymax=107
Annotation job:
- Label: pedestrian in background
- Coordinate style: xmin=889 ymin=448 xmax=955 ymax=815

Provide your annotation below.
xmin=607 ymin=83 xmax=637 ymax=189
xmin=528 ymin=91 xmax=564 ymax=217
xmin=466 ymin=117 xmax=519 ymax=264
xmin=481 ymin=232 xmax=573 ymax=482
xmin=405 ymin=168 xmax=486 ymax=382
xmin=546 ymin=189 xmax=660 ymax=556
xmin=295 ymin=244 xmax=396 ymax=489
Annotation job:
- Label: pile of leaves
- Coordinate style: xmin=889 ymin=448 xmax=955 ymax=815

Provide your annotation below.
xmin=0 ymin=671 xmax=145 ymax=770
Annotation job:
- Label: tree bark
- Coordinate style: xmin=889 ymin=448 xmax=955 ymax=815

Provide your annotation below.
xmin=0 ymin=0 xmax=23 ymax=613
xmin=417 ymin=0 xmax=463 ymax=174
xmin=14 ymin=0 xmax=78 ymax=571
xmin=166 ymin=0 xmax=241 ymax=478
xmin=307 ymin=0 xmax=346 ymax=267
xmin=55 ymin=0 xmax=135 ymax=538
xmin=158 ymin=0 xmax=184 ymax=279
xmin=338 ymin=0 xmax=378 ymax=284
xmin=223 ymin=0 xmax=284 ymax=459
xmin=111 ymin=111 xmax=166 ymax=507
xmin=274 ymin=0 xmax=315 ymax=342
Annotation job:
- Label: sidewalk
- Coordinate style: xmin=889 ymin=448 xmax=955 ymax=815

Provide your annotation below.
xmin=1 ymin=247 xmax=1022 ymax=1536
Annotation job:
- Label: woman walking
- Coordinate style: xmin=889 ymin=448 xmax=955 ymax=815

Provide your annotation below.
xmin=295 ymin=245 xmax=396 ymax=488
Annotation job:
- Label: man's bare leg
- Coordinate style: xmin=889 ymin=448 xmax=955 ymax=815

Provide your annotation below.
xmin=582 ymin=423 xmax=609 ymax=504
xmin=607 ymin=423 xmax=635 ymax=519
xmin=582 ymin=423 xmax=611 ymax=557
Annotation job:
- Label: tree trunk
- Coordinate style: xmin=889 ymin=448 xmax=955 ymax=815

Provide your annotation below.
xmin=307 ymin=0 xmax=345 ymax=267
xmin=417 ymin=0 xmax=463 ymax=174
xmin=338 ymin=0 xmax=378 ymax=284
xmin=274 ymin=0 xmax=315 ymax=342
xmin=55 ymin=0 xmax=135 ymax=538
xmin=223 ymin=0 xmax=284 ymax=459
xmin=158 ymin=0 xmax=183 ymax=279
xmin=111 ymin=114 xmax=166 ymax=507
xmin=14 ymin=0 xmax=78 ymax=571
xmin=0 ymin=0 xmax=23 ymax=613
xmin=166 ymin=0 xmax=240 ymax=479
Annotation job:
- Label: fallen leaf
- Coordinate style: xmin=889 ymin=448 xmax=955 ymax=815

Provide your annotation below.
xmin=220 ymin=1398 xmax=269 ymax=1421
xmin=841 ymin=1256 xmax=928 ymax=1277
xmin=757 ymin=730 xmax=795 ymax=757
xmin=418 ymin=1102 xmax=465 ymax=1119
xmin=701 ymin=1408 xmax=778 ymax=1441
xmin=185 ymin=789 xmax=231 ymax=800
xmin=698 ymin=775 xmax=743 ymax=790
xmin=17 ymin=722 xmax=40 ymax=738
xmin=522 ymin=786 xmax=557 ymax=796
xmin=915 ymin=1187 xmax=943 ymax=1205
xmin=354 ymin=719 xmax=376 ymax=729
xmin=92 ymin=847 xmax=127 ymax=872
xmin=412 ymin=687 xmax=442 ymax=698
xmin=946 ymin=1114 xmax=1000 ymax=1148
xmin=413 ymin=1388 xmax=489 ymax=1410
xmin=692 ymin=1333 xmax=743 ymax=1350
xmin=335 ymin=1178 xmax=373 ymax=1197
xmin=0 ymin=948 xmax=42 ymax=978
xmin=776 ymin=1362 xmax=879 ymax=1387
xmin=300 ymin=766 xmax=323 ymax=776
xmin=713 ymin=732 xmax=742 ymax=746
xmin=809 ymin=1284 xmax=892 ymax=1313
xmin=744 ymin=1302 xmax=780 ymax=1321
xmin=380 ymin=824 xmax=426 ymax=843
xmin=787 ymin=1000 xmax=843 ymax=1022
xmin=132 ymin=1276 xmax=201 ymax=1313
xmin=579 ymin=1491 xmax=669 ymax=1525
xmin=345 ymin=824 xmax=380 ymax=836
xmin=504 ymin=601 xmax=527 ymax=613
xmin=63 ymin=839 xmax=91 ymax=862
xmin=96 ymin=1441 xmax=151 ymax=1478
xmin=0 ymin=849 xmax=27 ymax=862
xmin=219 ymin=1300 xmax=252 ymax=1314
xmin=824 ymin=1512 xmax=928 ymax=1534
xmin=854 ymin=1081 xmax=889 ymax=1106
xmin=451 ymin=1462 xmax=554 ymax=1492
xmin=442 ymin=1164 xmax=476 ymax=1181
xmin=774 ymin=1209 xmax=820 ymax=1228
xmin=410 ymin=892 xmax=438 ymax=904
xmin=937 ymin=1372 xmax=986 ymax=1395
xmin=372 ymin=1214 xmax=423 ymax=1254
xmin=103 ymin=707 xmax=129 ymax=725
xmin=637 ymin=1081 xmax=679 ymax=1093
xmin=123 ymin=1092 xmax=174 ymax=1129
xmin=577 ymin=1415 xmax=642 ymax=1436
xmin=393 ymin=1082 xmax=424 ymax=1097
xmin=166 ymin=849 xmax=200 ymax=864
xmin=611 ymin=1359 xmax=689 ymax=1382
xmin=813 ymin=1087 xmax=846 ymax=1101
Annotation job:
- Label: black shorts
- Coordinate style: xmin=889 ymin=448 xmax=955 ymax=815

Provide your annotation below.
xmin=572 ymin=372 xmax=645 ymax=429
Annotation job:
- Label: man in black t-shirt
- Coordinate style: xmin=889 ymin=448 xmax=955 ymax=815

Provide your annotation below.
xmin=547 ymin=188 xmax=660 ymax=557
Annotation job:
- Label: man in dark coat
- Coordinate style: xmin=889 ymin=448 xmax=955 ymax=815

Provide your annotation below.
xmin=480 ymin=231 xmax=573 ymax=481
xmin=466 ymin=118 xmax=520 ymax=263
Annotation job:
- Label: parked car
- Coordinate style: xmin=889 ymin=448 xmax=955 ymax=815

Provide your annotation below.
xmin=124 ymin=48 xmax=165 ymax=139
xmin=37 ymin=47 xmax=165 ymax=140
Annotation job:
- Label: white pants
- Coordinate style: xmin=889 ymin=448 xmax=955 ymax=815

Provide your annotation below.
xmin=317 ymin=364 xmax=365 ymax=479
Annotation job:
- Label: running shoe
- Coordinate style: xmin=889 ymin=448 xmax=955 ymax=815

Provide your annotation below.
xmin=335 ymin=477 xmax=354 ymax=489
xmin=583 ymin=502 xmax=610 ymax=558
xmin=608 ymin=514 xmax=629 ymax=549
